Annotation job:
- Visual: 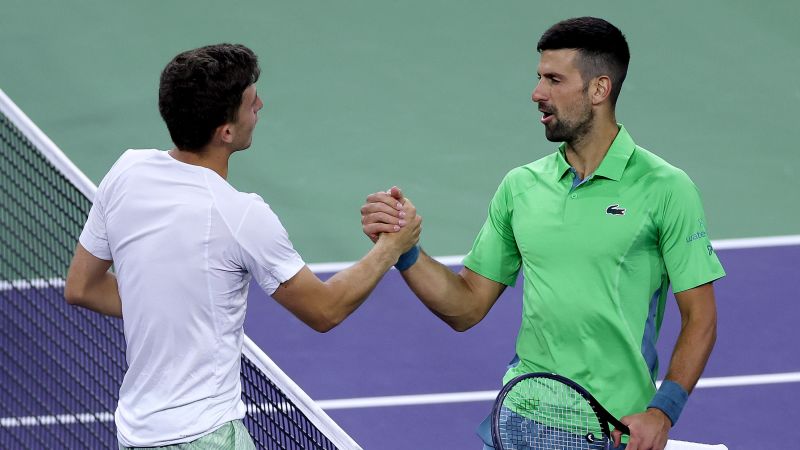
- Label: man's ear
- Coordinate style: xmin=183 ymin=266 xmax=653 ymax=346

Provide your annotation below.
xmin=215 ymin=123 xmax=235 ymax=145
xmin=591 ymin=75 xmax=613 ymax=105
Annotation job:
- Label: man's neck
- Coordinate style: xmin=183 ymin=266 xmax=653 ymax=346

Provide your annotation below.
xmin=564 ymin=118 xmax=620 ymax=180
xmin=168 ymin=146 xmax=231 ymax=179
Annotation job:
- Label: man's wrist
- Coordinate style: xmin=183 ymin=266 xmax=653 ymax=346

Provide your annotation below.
xmin=646 ymin=407 xmax=672 ymax=425
xmin=648 ymin=380 xmax=688 ymax=426
xmin=394 ymin=245 xmax=419 ymax=271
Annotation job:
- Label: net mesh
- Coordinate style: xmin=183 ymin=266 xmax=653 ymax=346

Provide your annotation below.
xmin=0 ymin=93 xmax=347 ymax=449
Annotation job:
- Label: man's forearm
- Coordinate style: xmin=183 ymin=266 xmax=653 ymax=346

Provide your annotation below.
xmin=400 ymin=250 xmax=501 ymax=331
xmin=664 ymin=284 xmax=718 ymax=392
xmin=645 ymin=283 xmax=717 ymax=430
xmin=663 ymin=308 xmax=716 ymax=392
xmin=320 ymin=242 xmax=400 ymax=325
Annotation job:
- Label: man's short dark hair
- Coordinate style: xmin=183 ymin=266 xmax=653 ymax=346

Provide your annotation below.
xmin=537 ymin=17 xmax=630 ymax=105
xmin=158 ymin=44 xmax=260 ymax=151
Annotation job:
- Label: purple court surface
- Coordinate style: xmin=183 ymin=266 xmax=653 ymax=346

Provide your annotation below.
xmin=244 ymin=243 xmax=800 ymax=450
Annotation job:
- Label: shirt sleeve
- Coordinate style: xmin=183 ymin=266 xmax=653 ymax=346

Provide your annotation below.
xmin=78 ymin=190 xmax=112 ymax=261
xmin=658 ymin=171 xmax=726 ymax=293
xmin=235 ymin=198 xmax=306 ymax=295
xmin=462 ymin=174 xmax=521 ymax=286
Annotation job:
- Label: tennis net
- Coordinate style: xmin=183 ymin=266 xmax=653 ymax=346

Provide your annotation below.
xmin=0 ymin=88 xmax=360 ymax=449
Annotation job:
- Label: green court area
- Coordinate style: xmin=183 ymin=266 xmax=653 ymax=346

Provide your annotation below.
xmin=2 ymin=1 xmax=798 ymax=263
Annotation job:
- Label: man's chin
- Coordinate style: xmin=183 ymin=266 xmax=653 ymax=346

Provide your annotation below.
xmin=235 ymin=141 xmax=253 ymax=152
xmin=544 ymin=129 xmax=565 ymax=143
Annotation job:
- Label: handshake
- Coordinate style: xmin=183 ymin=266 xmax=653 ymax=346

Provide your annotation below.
xmin=360 ymin=186 xmax=423 ymax=270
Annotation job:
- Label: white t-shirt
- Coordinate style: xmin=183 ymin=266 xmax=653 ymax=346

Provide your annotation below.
xmin=79 ymin=149 xmax=305 ymax=447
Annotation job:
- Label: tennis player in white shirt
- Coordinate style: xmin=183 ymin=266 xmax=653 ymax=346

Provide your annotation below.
xmin=65 ymin=43 xmax=420 ymax=449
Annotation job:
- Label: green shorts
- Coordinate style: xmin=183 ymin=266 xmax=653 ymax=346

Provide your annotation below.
xmin=119 ymin=420 xmax=255 ymax=450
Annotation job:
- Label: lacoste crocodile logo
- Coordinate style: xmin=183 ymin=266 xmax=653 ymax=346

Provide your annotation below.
xmin=606 ymin=204 xmax=626 ymax=216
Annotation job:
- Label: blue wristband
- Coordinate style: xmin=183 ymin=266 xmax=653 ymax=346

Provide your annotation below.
xmin=648 ymin=380 xmax=688 ymax=426
xmin=394 ymin=245 xmax=420 ymax=271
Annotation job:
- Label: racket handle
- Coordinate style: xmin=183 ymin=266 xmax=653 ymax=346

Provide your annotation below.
xmin=616 ymin=423 xmax=630 ymax=435
xmin=606 ymin=423 xmax=630 ymax=450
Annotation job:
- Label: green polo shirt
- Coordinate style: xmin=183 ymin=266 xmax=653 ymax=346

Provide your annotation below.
xmin=463 ymin=124 xmax=725 ymax=420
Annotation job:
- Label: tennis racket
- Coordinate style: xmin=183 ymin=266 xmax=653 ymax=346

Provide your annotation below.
xmin=492 ymin=372 xmax=629 ymax=450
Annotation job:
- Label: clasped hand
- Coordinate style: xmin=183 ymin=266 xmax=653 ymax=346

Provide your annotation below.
xmin=361 ymin=186 xmax=421 ymax=253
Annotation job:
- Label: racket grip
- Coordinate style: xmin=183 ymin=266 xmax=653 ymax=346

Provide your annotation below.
xmin=612 ymin=422 xmax=630 ymax=436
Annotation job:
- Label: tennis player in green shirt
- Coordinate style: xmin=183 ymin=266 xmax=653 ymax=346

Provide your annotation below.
xmin=361 ymin=17 xmax=724 ymax=450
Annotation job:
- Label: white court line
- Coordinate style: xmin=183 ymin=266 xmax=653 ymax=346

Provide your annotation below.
xmin=0 ymin=278 xmax=65 ymax=291
xmin=4 ymin=372 xmax=798 ymax=427
xmin=308 ymin=234 xmax=800 ymax=274
xmin=2 ymin=375 xmax=787 ymax=433
xmin=1 ymin=412 xmax=113 ymax=427
xmin=3 ymin=235 xmax=798 ymax=290
xmin=315 ymin=371 xmax=800 ymax=410
xmin=711 ymin=234 xmax=800 ymax=250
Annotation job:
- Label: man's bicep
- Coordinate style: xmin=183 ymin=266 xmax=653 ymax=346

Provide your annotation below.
xmin=66 ymin=243 xmax=113 ymax=291
xmin=270 ymin=266 xmax=326 ymax=322
xmin=236 ymin=199 xmax=307 ymax=293
xmin=78 ymin=198 xmax=112 ymax=261
xmin=673 ymin=282 xmax=717 ymax=322
xmin=460 ymin=266 xmax=507 ymax=311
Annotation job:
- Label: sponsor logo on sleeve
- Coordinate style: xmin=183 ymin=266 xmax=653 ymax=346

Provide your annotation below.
xmin=686 ymin=219 xmax=708 ymax=243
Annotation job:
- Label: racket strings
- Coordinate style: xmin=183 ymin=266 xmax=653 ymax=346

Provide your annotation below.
xmin=498 ymin=377 xmax=606 ymax=449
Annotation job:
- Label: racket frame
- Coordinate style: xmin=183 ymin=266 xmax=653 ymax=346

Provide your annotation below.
xmin=491 ymin=372 xmax=631 ymax=449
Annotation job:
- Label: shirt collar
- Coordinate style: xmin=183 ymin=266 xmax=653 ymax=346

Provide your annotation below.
xmin=555 ymin=124 xmax=636 ymax=182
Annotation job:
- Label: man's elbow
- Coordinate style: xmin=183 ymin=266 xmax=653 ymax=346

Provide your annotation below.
xmin=310 ymin=322 xmax=336 ymax=333
xmin=449 ymin=323 xmax=470 ymax=332
xmin=308 ymin=314 xmax=340 ymax=333
xmin=688 ymin=305 xmax=717 ymax=337
xmin=64 ymin=280 xmax=87 ymax=306
xmin=448 ymin=320 xmax=478 ymax=333
xmin=64 ymin=289 xmax=82 ymax=306
xmin=303 ymin=307 xmax=346 ymax=333
xmin=706 ymin=317 xmax=718 ymax=346
xmin=443 ymin=312 xmax=482 ymax=332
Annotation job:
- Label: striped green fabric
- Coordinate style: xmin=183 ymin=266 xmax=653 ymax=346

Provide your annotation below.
xmin=119 ymin=421 xmax=255 ymax=450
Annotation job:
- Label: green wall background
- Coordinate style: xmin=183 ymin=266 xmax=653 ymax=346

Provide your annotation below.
xmin=2 ymin=1 xmax=798 ymax=263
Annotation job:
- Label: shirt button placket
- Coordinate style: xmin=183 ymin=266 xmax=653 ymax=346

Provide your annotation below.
xmin=563 ymin=191 xmax=577 ymax=222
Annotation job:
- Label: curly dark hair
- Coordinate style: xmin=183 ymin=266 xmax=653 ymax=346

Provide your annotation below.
xmin=537 ymin=17 xmax=630 ymax=105
xmin=158 ymin=44 xmax=260 ymax=151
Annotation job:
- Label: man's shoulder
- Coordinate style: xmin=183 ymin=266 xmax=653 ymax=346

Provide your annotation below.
xmin=96 ymin=149 xmax=161 ymax=194
xmin=210 ymin=182 xmax=268 ymax=214
xmin=628 ymin=145 xmax=696 ymax=188
xmin=521 ymin=151 xmax=560 ymax=172
xmin=120 ymin=148 xmax=162 ymax=159
xmin=209 ymin=183 xmax=277 ymax=229
xmin=109 ymin=149 xmax=161 ymax=171
xmin=498 ymin=152 xmax=559 ymax=192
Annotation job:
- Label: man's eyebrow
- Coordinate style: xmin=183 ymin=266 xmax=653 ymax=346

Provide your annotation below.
xmin=538 ymin=71 xmax=564 ymax=78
